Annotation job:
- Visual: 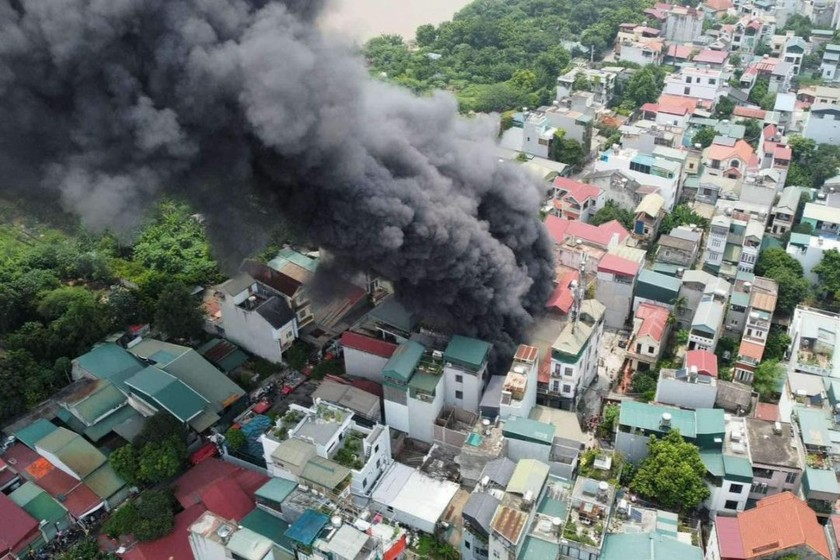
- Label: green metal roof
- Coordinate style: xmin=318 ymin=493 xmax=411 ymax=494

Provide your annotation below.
xmin=700 ymin=451 xmax=724 ymax=477
xmin=37 ymin=427 xmax=107 ymax=478
xmin=300 ymin=457 xmax=351 ymax=490
xmin=125 ymin=366 xmax=208 ymax=422
xmin=382 ymin=341 xmax=425 ymax=382
xmin=241 ymin=508 xmax=294 ymax=552
xmin=723 ymin=455 xmax=754 ymax=483
xmin=10 ymin=483 xmax=68 ymax=526
xmin=82 ymin=405 xmax=140 ymax=443
xmin=651 ymin=262 xmax=681 ymax=277
xmin=159 ymin=347 xmax=245 ymax=410
xmin=74 ymin=343 xmax=144 ymax=391
xmin=655 ymin=510 xmax=679 ymax=537
xmin=507 ymin=459 xmax=550 ymax=497
xmin=601 ymin=532 xmax=703 ymax=560
xmin=67 ymin=382 xmax=127 ymax=425
xmin=367 ymin=298 xmax=417 ymax=332
xmin=695 ymin=409 xmax=725 ymax=435
xmin=729 ymin=291 xmax=750 ymax=308
xmin=618 ymin=402 xmax=697 ymax=438
xmin=503 ymin=417 xmax=555 ymax=445
xmin=408 ymin=371 xmax=441 ymax=394
xmin=83 ymin=463 xmax=126 ymax=500
xmin=520 ymin=536 xmax=560 ymax=560
xmin=255 ymin=478 xmax=298 ymax=505
xmin=788 ymin=232 xmax=811 ymax=247
xmin=796 ymin=407 xmax=832 ymax=448
xmin=444 ymin=335 xmax=491 ymax=371
xmin=268 ymin=248 xmax=319 ymax=273
xmin=15 ymin=419 xmax=59 ymax=448
xmin=635 ymin=270 xmax=680 ymax=304
xmin=804 ymin=467 xmax=840 ymax=496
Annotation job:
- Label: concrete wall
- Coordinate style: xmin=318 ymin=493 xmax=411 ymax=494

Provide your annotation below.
xmin=749 ymin=465 xmax=801 ymax=500
xmin=596 ymin=272 xmax=635 ymax=329
xmin=220 ymin=296 xmax=297 ymax=363
xmin=407 ymin=381 xmax=444 ymax=444
xmin=384 ymin=397 xmax=410 ymax=434
xmin=506 ymin=438 xmax=550 ymax=464
xmin=189 ymin=531 xmax=229 ymax=560
xmin=351 ymin=424 xmax=393 ymax=499
xmin=343 ymin=348 xmax=389 ymax=383
xmin=706 ymin=478 xmax=750 ymax=513
xmin=461 ymin=528 xmax=490 ymax=560
xmin=444 ymin=363 xmax=485 ymax=414
xmin=788 ymin=240 xmax=836 ymax=283
xmin=804 ymin=111 xmax=840 ymax=145
xmin=656 ymin=377 xmax=717 ymax=409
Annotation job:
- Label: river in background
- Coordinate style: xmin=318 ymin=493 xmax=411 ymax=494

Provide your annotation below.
xmin=319 ymin=0 xmax=474 ymax=42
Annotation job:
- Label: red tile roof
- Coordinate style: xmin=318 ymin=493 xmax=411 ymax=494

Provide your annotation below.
xmin=694 ymin=49 xmax=728 ymax=64
xmin=685 ymin=349 xmax=718 ymax=377
xmin=666 ymin=44 xmax=693 ymax=59
xmin=123 ymin=503 xmax=207 ymax=560
xmin=514 ymin=345 xmax=540 ymax=364
xmin=774 ymin=144 xmax=792 ymax=161
xmin=658 ymin=94 xmax=698 ymax=113
xmin=705 ymin=0 xmax=733 ymax=11
xmin=708 ymin=139 xmax=754 ymax=164
xmin=754 ymin=403 xmax=780 ymax=422
xmin=553 ymin=177 xmax=602 ymax=204
xmin=173 ymin=458 xmax=267 ymax=511
xmin=738 ymin=340 xmax=765 ymax=362
xmin=715 ymin=516 xmax=746 ymax=559
xmin=763 ymin=123 xmax=778 ymax=140
xmin=341 ymin=331 xmax=398 ymax=359
xmin=634 ymin=302 xmax=670 ymax=343
xmin=597 ymin=254 xmax=639 ymax=277
xmin=0 ymin=493 xmax=38 ymax=555
xmin=831 ymin=515 xmax=840 ymax=552
xmin=546 ymin=270 xmax=579 ymax=314
xmin=737 ymin=492 xmax=830 ymax=559
xmin=200 ymin=478 xmax=254 ymax=521
xmin=733 ymin=106 xmax=766 ymax=120
xmin=538 ymin=349 xmax=552 ymax=385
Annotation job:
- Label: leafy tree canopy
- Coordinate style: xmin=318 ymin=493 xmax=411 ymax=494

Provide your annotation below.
xmin=630 ymin=430 xmax=710 ymax=511
xmin=102 ymin=490 xmax=176 ymax=542
xmin=753 ymin=359 xmax=785 ymax=401
xmin=154 ymin=281 xmax=205 ymax=340
xmin=660 ymin=204 xmax=708 ymax=235
xmin=58 ymin=538 xmax=118 ymax=560
xmin=589 ymin=200 xmax=633 ymax=230
xmin=814 ymin=248 xmax=840 ymax=305
xmin=691 ymin=126 xmax=716 ymax=149
xmin=755 ymin=248 xmax=810 ymax=315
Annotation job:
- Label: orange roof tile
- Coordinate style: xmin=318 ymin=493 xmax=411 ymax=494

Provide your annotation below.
xmin=491 ymin=506 xmax=528 ymax=545
xmin=546 ymin=269 xmax=579 ymax=314
xmin=708 ymin=139 xmax=754 ymax=164
xmin=514 ymin=345 xmax=540 ymax=364
xmin=754 ymin=403 xmax=780 ymax=422
xmin=733 ymin=106 xmax=766 ymax=120
xmin=685 ymin=349 xmax=718 ymax=377
xmin=738 ymin=340 xmax=765 ymax=361
xmin=658 ymin=94 xmax=698 ymax=113
xmin=705 ymin=0 xmax=733 ymax=10
xmin=738 ymin=492 xmax=830 ymax=559
xmin=554 ymin=177 xmax=602 ymax=204
xmin=750 ymin=290 xmax=777 ymax=312
xmin=634 ymin=302 xmax=670 ymax=343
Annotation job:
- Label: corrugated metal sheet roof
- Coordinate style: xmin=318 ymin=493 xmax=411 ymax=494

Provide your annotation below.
xmin=491 ymin=506 xmax=528 ymax=545
xmin=14 ymin=419 xmax=58 ymax=449
xmin=382 ymin=341 xmax=425 ymax=382
xmin=503 ymin=417 xmax=555 ymax=445
xmin=255 ymin=478 xmax=297 ymax=504
xmin=506 ymin=459 xmax=550 ymax=497
xmin=300 ymin=457 xmax=350 ymax=490
xmin=35 ymin=427 xmax=107 ymax=479
xmin=125 ymin=366 xmax=208 ymax=422
xmin=444 ymin=335 xmax=491 ymax=371
xmin=601 ymin=532 xmax=703 ymax=560
xmin=284 ymin=509 xmax=329 ymax=546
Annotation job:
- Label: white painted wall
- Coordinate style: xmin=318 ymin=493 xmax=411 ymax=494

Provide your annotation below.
xmin=351 ymin=425 xmax=393 ymax=499
xmin=220 ymin=295 xmax=297 ymax=363
xmin=443 ymin=363 xmax=485 ymax=414
xmin=343 ymin=348 xmax=390 ymax=383
xmin=384 ymin=397 xmax=410 ymax=434
xmin=706 ymin=478 xmax=750 ymax=513
xmin=655 ymin=377 xmax=717 ymax=409
xmin=407 ymin=379 xmax=444 ymax=443
xmin=189 ymin=531 xmax=229 ymax=560
xmin=596 ymin=272 xmax=635 ymax=329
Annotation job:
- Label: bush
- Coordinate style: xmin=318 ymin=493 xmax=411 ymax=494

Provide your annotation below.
xmin=103 ymin=490 xmax=176 ymax=542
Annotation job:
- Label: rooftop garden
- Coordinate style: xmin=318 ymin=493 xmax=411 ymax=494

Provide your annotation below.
xmin=315 ymin=404 xmax=346 ymax=424
xmin=272 ymin=410 xmax=304 ymax=440
xmin=577 ymin=449 xmax=626 ymax=486
xmin=563 ymin=519 xmax=601 ymax=547
xmin=334 ymin=430 xmax=365 ymax=470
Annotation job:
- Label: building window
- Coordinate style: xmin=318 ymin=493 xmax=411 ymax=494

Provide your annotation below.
xmin=729 ymin=483 xmax=744 ymax=494
xmin=455 ymin=390 xmax=463 ymax=399
xmin=724 ymin=500 xmax=739 ymax=510
xmin=374 ymin=444 xmax=379 ymax=453
xmin=709 ymin=78 xmax=717 ymax=85
xmin=751 ymin=482 xmax=768 ymax=494
xmin=563 ymin=384 xmax=573 ymax=393
xmin=564 ymin=367 xmax=574 ymax=377
xmin=465 ymin=541 xmax=471 ymax=549
xmin=785 ymin=472 xmax=798 ymax=484
xmin=648 ymin=346 xmax=655 ymax=354
xmin=686 ymin=76 xmax=693 ymax=83
xmin=363 ymin=477 xmax=368 ymax=488
xmin=684 ymin=86 xmax=691 ymax=95
xmin=455 ymin=374 xmax=463 ymax=383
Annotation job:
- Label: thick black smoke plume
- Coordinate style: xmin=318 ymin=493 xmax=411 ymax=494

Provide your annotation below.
xmin=0 ymin=0 xmax=554 ymax=355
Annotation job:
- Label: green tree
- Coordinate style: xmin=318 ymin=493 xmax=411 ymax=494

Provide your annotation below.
xmin=754 ymin=40 xmax=773 ymax=56
xmin=782 ymin=14 xmax=813 ymax=40
xmin=660 ymin=204 xmax=708 ymax=235
xmin=730 ymin=53 xmax=742 ymax=66
xmin=755 ymin=248 xmax=810 ymax=314
xmin=58 ymin=538 xmax=118 ymax=560
xmin=103 ymin=490 xmax=176 ymax=542
xmin=589 ymin=200 xmax=633 ymax=230
xmin=225 ymin=427 xmax=247 ymax=452
xmin=137 ymin=440 xmax=184 ymax=483
xmin=622 ymin=65 xmax=666 ymax=108
xmin=154 ymin=282 xmax=204 ymax=340
xmin=740 ymin=119 xmax=762 ymax=149
xmin=415 ymin=24 xmax=436 ymax=47
xmin=108 ymin=287 xmax=142 ymax=329
xmin=551 ymin=130 xmax=586 ymax=167
xmin=133 ymin=201 xmax=220 ymax=286
xmin=109 ymin=445 xmax=139 ymax=485
xmin=630 ymin=431 xmax=710 ymax=511
xmin=814 ymin=248 xmax=840 ymax=305
xmin=691 ymin=126 xmax=717 ymax=149
xmin=753 ymin=359 xmax=785 ymax=400
xmin=748 ymin=77 xmax=769 ymax=105
xmin=713 ymin=97 xmax=735 ymax=119
xmin=764 ymin=325 xmax=792 ymax=361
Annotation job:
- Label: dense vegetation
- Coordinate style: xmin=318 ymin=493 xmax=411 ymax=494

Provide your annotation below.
xmin=0 ymin=198 xmax=220 ymax=423
xmin=102 ymin=489 xmax=177 ymax=542
xmin=630 ymin=431 xmax=710 ymax=511
xmin=110 ymin=412 xmax=189 ymax=485
xmin=364 ymin=0 xmax=654 ymax=112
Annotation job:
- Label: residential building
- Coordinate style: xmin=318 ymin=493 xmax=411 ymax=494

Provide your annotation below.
xmin=703 ymin=208 xmax=765 ymax=281
xmin=594 ymin=146 xmax=682 ymax=211
xmin=498 ymin=345 xmax=540 ymax=421
xmin=632 ymin=193 xmax=666 ymax=243
xmin=241 ymin=250 xmax=316 ymax=330
xmin=542 ymin=105 xmax=595 ymax=152
xmin=655 ymin=352 xmax=719 ymax=409
xmin=615 ymin=401 xmax=725 ymax=464
xmin=627 ymin=302 xmax=671 ymax=374
xmin=339 ymin=331 xmax=398 ymax=383
xmin=260 ymin=401 xmax=392 ymax=504
xmin=544 ymin=215 xmax=631 ymax=277
xmin=0 ymin=493 xmax=40 ymax=558
xmin=821 ymin=43 xmax=840 ymax=81
xmin=214 ymin=272 xmax=298 ymax=363
xmin=8 ymin=482 xmax=72 ymax=547
xmin=745 ymin=418 xmax=803 ymax=501
xmin=551 ymin=177 xmax=605 ymax=221
xmin=443 ymin=335 xmax=492 ymax=414
xmin=617 ymin=37 xmax=664 ymax=66
xmin=311 ymin=379 xmax=382 ymax=422
xmin=655 ymin=234 xmax=700 ymax=268
xmin=556 ymin=66 xmax=620 ymax=105
xmin=663 ymin=67 xmax=724 ymax=104
xmin=633 ymin=269 xmax=681 ymax=312
xmin=662 ymin=4 xmax=704 ymax=43
xmin=677 ymin=270 xmax=731 ymax=330
xmin=786 ymin=306 xmax=840 ymax=378
xmin=544 ymin=300 xmax=605 ymax=410
xmin=705 ymin=492 xmax=831 ymax=560
xmin=371 ymin=462 xmax=460 ymax=534
xmin=770 ymin=185 xmax=804 ymax=236
xmin=804 ymin=103 xmax=840 ymax=144
xmin=702 ymin=414 xmax=755 ymax=514
xmin=783 ymin=36 xmax=808 ymax=74
xmin=596 ymin=253 xmax=641 ymax=329
xmin=731 ymin=275 xmax=779 ymax=384
xmin=787 ymin=233 xmax=840 ymax=283
xmin=703 ymin=138 xmax=755 ymax=179
xmin=688 ymin=291 xmax=728 ymax=352
xmin=801 ymin=202 xmax=840 ymax=238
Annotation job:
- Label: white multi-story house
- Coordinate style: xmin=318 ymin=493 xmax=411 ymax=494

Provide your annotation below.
xmin=689 ymin=291 xmax=727 ymax=352
xmin=663 ymin=67 xmax=723 ymax=104
xmin=443 ymin=335 xmax=491 ymax=414
xmin=655 ymin=350 xmax=719 ymax=409
xmin=551 ymin=177 xmax=605 ymax=221
xmin=787 ymin=234 xmax=840 ymax=283
xmin=662 ymin=4 xmax=704 ymax=42
xmin=545 ymin=300 xmax=605 ymax=410
xmin=821 ymin=44 xmax=840 ymax=81
xmin=804 ymin=104 xmax=840 ymax=145
xmin=498 ymin=345 xmax=540 ymax=421
xmin=260 ymin=401 xmax=392 ymax=504
xmin=214 ymin=272 xmax=298 ymax=363
xmin=783 ymin=36 xmax=808 ymax=75
xmin=595 ymin=253 xmax=640 ymax=330
xmin=593 ymin=145 xmax=682 ymax=210
xmin=770 ymin=186 xmax=804 ymax=237
xmin=617 ymin=38 xmax=664 ymax=66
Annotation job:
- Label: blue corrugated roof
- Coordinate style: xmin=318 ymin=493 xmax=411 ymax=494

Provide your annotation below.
xmin=15 ymin=419 xmax=58 ymax=449
xmin=284 ymin=509 xmax=329 ymax=546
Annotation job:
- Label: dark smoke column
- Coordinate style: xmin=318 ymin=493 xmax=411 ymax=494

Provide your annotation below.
xmin=0 ymin=0 xmax=554 ymax=355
